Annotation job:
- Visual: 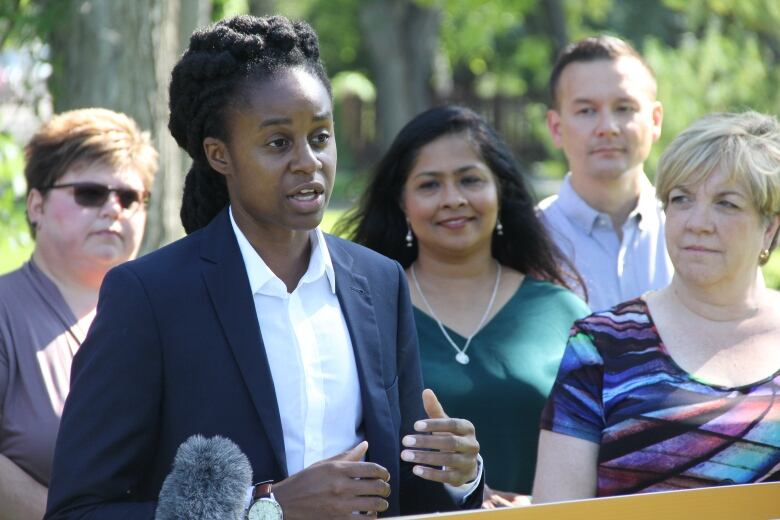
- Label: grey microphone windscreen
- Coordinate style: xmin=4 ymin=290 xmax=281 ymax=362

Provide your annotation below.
xmin=155 ymin=434 xmax=253 ymax=520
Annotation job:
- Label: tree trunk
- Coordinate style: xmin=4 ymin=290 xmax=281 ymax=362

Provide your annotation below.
xmin=544 ymin=0 xmax=569 ymax=56
xmin=47 ymin=0 xmax=210 ymax=253
xmin=359 ymin=0 xmax=440 ymax=152
xmin=248 ymin=0 xmax=278 ymax=17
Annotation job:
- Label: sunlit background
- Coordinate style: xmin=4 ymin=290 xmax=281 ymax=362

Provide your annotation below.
xmin=1 ymin=0 xmax=779 ymax=285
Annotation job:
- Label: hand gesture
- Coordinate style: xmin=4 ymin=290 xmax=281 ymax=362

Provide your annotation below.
xmin=400 ymin=389 xmax=480 ymax=486
xmin=482 ymin=484 xmax=532 ymax=509
xmin=273 ymin=441 xmax=391 ymax=519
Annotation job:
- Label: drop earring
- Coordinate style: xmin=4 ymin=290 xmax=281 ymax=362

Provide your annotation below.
xmin=759 ymin=248 xmax=771 ymax=265
xmin=405 ymin=223 xmax=414 ymax=248
xmin=495 ymin=218 xmax=504 ymax=236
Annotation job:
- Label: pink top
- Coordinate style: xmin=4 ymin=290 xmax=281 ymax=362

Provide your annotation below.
xmin=0 ymin=260 xmax=85 ymax=485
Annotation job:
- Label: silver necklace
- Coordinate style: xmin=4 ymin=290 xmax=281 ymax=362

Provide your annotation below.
xmin=411 ymin=261 xmax=502 ymax=365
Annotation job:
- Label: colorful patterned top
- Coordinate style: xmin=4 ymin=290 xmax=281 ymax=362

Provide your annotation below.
xmin=541 ymin=298 xmax=780 ymax=497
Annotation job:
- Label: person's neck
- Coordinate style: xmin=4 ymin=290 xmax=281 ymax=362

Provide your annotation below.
xmin=32 ymin=249 xmax=103 ymax=319
xmin=667 ymin=273 xmax=766 ymax=323
xmin=247 ymin=228 xmax=313 ymax=293
xmin=570 ymin=167 xmax=643 ymax=231
xmin=231 ymin=207 xmax=315 ymax=292
xmin=412 ymin=247 xmax=496 ymax=287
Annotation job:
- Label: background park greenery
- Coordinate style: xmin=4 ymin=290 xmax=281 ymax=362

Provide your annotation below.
xmin=1 ymin=0 xmax=779 ymax=286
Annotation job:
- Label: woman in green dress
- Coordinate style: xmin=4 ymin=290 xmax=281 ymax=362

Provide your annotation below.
xmin=338 ymin=105 xmax=590 ymax=506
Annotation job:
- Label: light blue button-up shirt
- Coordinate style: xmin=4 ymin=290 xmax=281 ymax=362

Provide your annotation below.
xmin=538 ymin=173 xmax=673 ymax=312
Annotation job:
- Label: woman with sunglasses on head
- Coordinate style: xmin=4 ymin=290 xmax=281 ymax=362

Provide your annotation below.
xmin=0 ymin=108 xmax=157 ymax=519
xmin=339 ymin=105 xmax=590 ymax=507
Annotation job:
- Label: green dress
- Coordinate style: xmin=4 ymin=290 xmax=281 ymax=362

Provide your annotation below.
xmin=414 ymin=276 xmax=590 ymax=493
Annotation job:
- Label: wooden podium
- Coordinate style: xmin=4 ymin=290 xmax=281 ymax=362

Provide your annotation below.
xmin=399 ymin=482 xmax=780 ymax=519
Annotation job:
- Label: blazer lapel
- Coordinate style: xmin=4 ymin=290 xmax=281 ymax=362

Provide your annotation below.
xmin=199 ymin=210 xmax=288 ymax=476
xmin=328 ymin=237 xmax=396 ymax=468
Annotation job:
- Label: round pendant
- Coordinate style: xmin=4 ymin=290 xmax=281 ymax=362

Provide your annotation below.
xmin=455 ymin=352 xmax=470 ymax=365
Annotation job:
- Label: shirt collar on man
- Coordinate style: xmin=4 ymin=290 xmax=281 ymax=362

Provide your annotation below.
xmin=556 ymin=173 xmax=602 ymax=234
xmin=228 ymin=207 xmax=336 ymax=295
xmin=557 ymin=172 xmax=660 ymax=234
xmin=632 ymin=174 xmax=664 ymax=232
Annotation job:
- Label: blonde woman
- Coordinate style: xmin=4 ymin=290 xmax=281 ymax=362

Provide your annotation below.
xmin=534 ymin=111 xmax=780 ymax=501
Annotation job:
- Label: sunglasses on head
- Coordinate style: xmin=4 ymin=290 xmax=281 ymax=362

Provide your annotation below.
xmin=45 ymin=182 xmax=150 ymax=211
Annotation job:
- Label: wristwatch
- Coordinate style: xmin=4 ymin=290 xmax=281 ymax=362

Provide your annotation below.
xmin=246 ymin=481 xmax=283 ymax=520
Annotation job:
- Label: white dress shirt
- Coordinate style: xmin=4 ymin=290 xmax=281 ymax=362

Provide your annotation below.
xmin=230 ymin=209 xmax=481 ymax=508
xmin=230 ymin=209 xmax=363 ymax=476
xmin=538 ymin=173 xmax=673 ymax=312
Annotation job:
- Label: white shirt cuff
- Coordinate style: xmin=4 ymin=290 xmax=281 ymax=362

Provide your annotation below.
xmin=443 ymin=453 xmax=483 ymax=504
xmin=244 ymin=485 xmax=254 ymax=511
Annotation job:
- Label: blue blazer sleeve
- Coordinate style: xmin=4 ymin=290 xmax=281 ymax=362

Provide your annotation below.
xmin=45 ymin=265 xmax=160 ymax=519
xmin=45 ymin=224 xmax=483 ymax=518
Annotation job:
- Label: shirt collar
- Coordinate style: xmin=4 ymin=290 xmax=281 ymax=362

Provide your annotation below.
xmin=632 ymin=174 xmax=663 ymax=231
xmin=229 ymin=207 xmax=336 ymax=295
xmin=558 ymin=172 xmax=660 ymax=233
xmin=557 ymin=173 xmax=602 ymax=234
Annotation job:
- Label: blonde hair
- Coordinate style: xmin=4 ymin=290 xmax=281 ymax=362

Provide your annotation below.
xmin=656 ymin=111 xmax=780 ymax=221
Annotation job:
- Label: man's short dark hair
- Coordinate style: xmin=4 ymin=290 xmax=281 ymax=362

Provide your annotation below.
xmin=548 ymin=35 xmax=656 ymax=108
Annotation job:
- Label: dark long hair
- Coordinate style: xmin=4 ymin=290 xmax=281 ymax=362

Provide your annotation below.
xmin=168 ymin=15 xmax=331 ymax=234
xmin=336 ymin=105 xmax=583 ymax=291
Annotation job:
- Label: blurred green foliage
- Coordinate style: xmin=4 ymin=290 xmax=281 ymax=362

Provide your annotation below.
xmin=1 ymin=0 xmax=779 ymax=288
xmin=0 ymin=0 xmax=66 ymax=52
xmin=211 ymin=0 xmax=249 ymax=20
xmin=301 ymin=0 xmax=779 ymax=182
xmin=320 ymin=208 xmax=346 ymax=236
xmin=0 ymin=132 xmax=33 ymax=274
xmin=643 ymin=0 xmax=780 ymax=179
xmin=763 ymin=254 xmax=780 ymax=291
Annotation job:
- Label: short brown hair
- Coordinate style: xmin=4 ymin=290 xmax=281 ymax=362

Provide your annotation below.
xmin=24 ymin=108 xmax=158 ymax=196
xmin=548 ymin=35 xmax=656 ymax=108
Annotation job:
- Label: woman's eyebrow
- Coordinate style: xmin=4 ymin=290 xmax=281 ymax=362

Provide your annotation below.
xmin=258 ymin=111 xmax=332 ymax=129
xmin=411 ymin=164 xmax=481 ymax=177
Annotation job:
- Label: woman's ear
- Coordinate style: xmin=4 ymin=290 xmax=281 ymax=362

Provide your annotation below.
xmin=764 ymin=214 xmax=780 ymax=251
xmin=27 ymin=188 xmax=45 ymax=226
xmin=203 ymin=137 xmax=231 ymax=176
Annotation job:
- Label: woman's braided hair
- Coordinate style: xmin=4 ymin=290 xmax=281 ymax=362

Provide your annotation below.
xmin=168 ymin=15 xmax=330 ymax=234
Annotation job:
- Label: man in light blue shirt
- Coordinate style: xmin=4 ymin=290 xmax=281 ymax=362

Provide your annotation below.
xmin=538 ymin=35 xmax=673 ymax=311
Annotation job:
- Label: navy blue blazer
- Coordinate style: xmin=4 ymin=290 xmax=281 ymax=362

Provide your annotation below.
xmin=45 ymin=209 xmax=481 ymax=519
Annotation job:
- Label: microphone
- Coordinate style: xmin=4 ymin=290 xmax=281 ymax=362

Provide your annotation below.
xmin=155 ymin=434 xmax=253 ymax=520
